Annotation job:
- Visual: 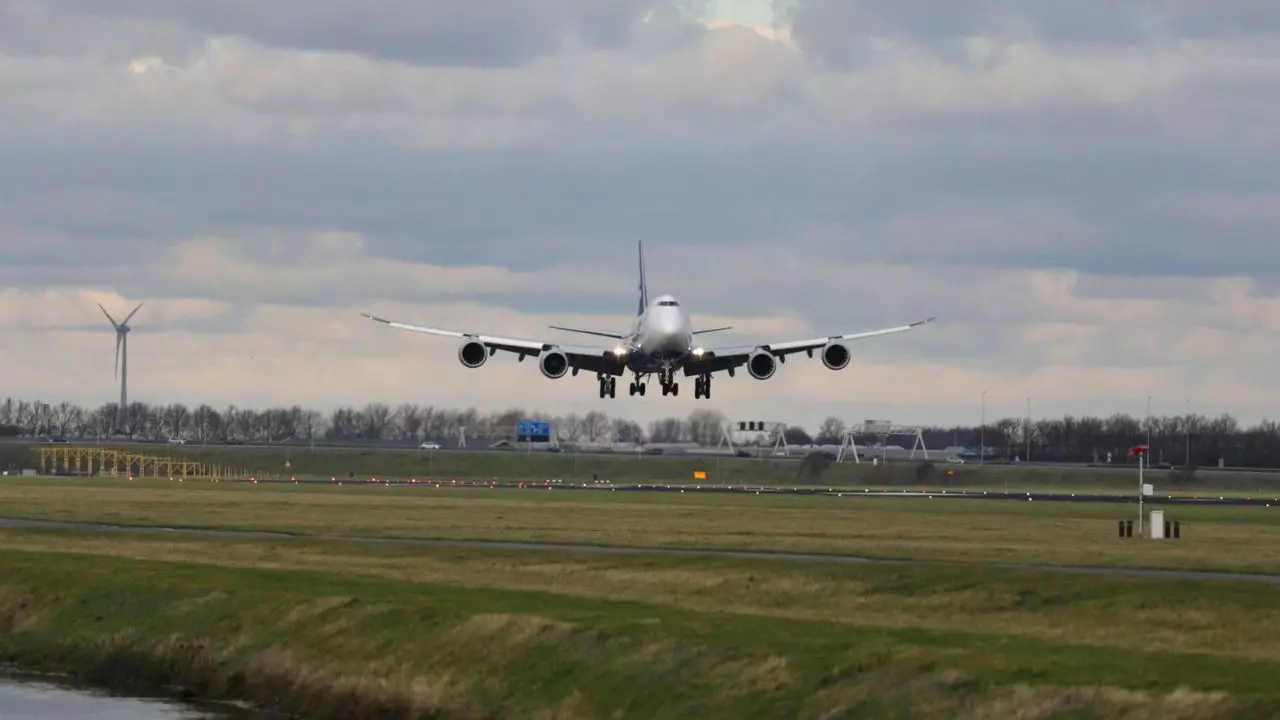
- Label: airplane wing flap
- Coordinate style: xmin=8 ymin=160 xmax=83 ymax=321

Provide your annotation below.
xmin=363 ymin=313 xmax=547 ymax=353
xmin=680 ymin=353 xmax=747 ymax=377
xmin=362 ymin=313 xmax=624 ymax=373
xmin=689 ymin=317 xmax=935 ymax=373
xmin=765 ymin=317 xmax=935 ymax=355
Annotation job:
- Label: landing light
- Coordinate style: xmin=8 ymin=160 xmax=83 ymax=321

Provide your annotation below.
xmin=613 ymin=346 xmax=627 ymax=356
xmin=692 ymin=347 xmax=705 ymax=356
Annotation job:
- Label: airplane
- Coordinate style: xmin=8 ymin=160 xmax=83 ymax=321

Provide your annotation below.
xmin=361 ymin=242 xmax=934 ymax=400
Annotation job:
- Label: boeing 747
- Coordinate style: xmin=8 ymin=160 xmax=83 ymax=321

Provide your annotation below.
xmin=361 ymin=243 xmax=934 ymax=399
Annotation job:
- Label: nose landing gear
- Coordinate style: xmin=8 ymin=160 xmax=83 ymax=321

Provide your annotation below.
xmin=598 ymin=374 xmax=617 ymax=398
xmin=628 ymin=377 xmax=647 ymax=396
xmin=657 ymin=370 xmax=680 ymax=396
xmin=693 ymin=374 xmax=712 ymax=399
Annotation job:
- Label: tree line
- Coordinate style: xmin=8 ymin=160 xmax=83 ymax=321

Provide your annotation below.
xmin=0 ymin=396 xmax=1275 ymax=468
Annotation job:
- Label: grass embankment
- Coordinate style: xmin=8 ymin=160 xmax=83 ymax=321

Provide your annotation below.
xmin=1 ymin=478 xmax=1277 ymax=573
xmin=14 ymin=441 xmax=1280 ymax=494
xmin=3 ymin=529 xmax=1280 ymax=718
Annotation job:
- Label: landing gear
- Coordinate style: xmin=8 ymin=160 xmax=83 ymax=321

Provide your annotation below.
xmin=598 ymin=374 xmax=616 ymax=398
xmin=658 ymin=370 xmax=679 ymax=397
xmin=693 ymin=374 xmax=712 ymax=400
xmin=628 ymin=377 xmax=648 ymax=396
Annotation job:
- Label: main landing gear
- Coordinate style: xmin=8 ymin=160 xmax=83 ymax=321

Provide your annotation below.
xmin=598 ymin=374 xmax=617 ymax=398
xmin=616 ymin=371 xmax=711 ymax=399
xmin=693 ymin=373 xmax=712 ymax=400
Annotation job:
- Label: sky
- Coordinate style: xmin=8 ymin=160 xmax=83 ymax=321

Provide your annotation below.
xmin=2 ymin=0 xmax=1280 ymax=431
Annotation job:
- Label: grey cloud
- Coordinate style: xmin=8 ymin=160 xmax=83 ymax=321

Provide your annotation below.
xmin=0 ymin=0 xmax=201 ymax=61
xmin=37 ymin=0 xmax=708 ymax=66
xmin=786 ymin=0 xmax=1280 ymax=68
xmin=4 ymin=131 xmax=1278 ymax=306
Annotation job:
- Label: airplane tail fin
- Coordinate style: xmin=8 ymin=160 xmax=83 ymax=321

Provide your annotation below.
xmin=637 ymin=240 xmax=648 ymax=316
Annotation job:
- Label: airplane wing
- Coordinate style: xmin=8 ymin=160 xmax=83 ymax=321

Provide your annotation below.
xmin=361 ymin=313 xmax=629 ymax=376
xmin=548 ymin=325 xmax=624 ymax=340
xmin=681 ymin=317 xmax=935 ymax=377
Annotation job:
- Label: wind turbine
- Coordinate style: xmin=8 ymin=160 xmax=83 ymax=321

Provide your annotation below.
xmin=99 ymin=302 xmax=144 ymax=424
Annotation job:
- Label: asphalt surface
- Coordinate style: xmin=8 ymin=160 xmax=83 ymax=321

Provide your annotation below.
xmin=199 ymin=476 xmax=1280 ymax=507
xmin=10 ymin=437 xmax=1280 ymax=477
xmin=1 ymin=516 xmax=1278 ymax=586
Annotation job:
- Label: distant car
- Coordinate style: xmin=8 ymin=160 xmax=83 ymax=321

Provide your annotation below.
xmin=946 ymin=456 xmax=965 ymax=464
xmin=420 ymin=442 xmax=441 ymax=450
xmin=168 ymin=437 xmax=186 ymax=445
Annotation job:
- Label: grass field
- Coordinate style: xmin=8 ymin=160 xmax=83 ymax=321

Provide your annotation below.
xmin=0 ymin=477 xmax=1277 ymax=573
xmin=2 ymin=477 xmax=1280 ymax=718
xmin=11 ymin=441 xmax=1280 ymax=494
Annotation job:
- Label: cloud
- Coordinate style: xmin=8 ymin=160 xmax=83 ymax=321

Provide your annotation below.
xmin=785 ymin=0 xmax=1280 ymax=66
xmin=1 ymin=1 xmax=1279 ymax=430
xmin=31 ymin=0 xmax=710 ymax=66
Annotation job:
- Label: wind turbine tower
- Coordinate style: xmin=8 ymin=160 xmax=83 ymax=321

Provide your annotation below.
xmin=98 ymin=302 xmax=144 ymax=421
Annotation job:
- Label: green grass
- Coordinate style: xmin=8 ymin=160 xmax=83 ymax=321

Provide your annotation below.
xmin=3 ymin=476 xmax=1280 ymax=717
xmin=2 ymin=532 xmax=1280 ymax=719
xmin=1 ymin=477 xmax=1278 ymax=573
xmin=14 ymin=440 xmax=1280 ymax=493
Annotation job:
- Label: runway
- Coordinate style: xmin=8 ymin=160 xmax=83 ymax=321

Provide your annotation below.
xmin=247 ymin=476 xmax=1280 ymax=507
xmin=2 ymin=516 xmax=1278 ymax=586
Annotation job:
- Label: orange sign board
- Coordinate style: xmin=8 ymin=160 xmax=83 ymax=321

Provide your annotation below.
xmin=693 ymin=471 xmax=707 ymax=480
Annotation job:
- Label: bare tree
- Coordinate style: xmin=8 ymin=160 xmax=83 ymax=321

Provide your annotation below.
xmin=611 ymin=418 xmax=644 ymax=444
xmin=686 ymin=409 xmax=726 ymax=446
xmin=815 ymin=417 xmax=846 ymax=445
xmin=392 ymin=404 xmax=424 ymax=442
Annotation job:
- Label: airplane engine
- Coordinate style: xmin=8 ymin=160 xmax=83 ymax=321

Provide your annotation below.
xmin=747 ymin=349 xmax=777 ymax=380
xmin=821 ymin=342 xmax=850 ymax=370
xmin=540 ymin=349 xmax=570 ymax=379
xmin=458 ymin=340 xmax=488 ymax=368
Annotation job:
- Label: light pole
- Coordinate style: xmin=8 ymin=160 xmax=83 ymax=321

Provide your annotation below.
xmin=980 ymin=390 xmax=986 ymax=467
xmin=1145 ymin=395 xmax=1151 ymax=453
xmin=1185 ymin=399 xmax=1191 ymax=468
xmin=1138 ymin=446 xmax=1145 ymax=537
xmin=1025 ymin=396 xmax=1031 ymax=464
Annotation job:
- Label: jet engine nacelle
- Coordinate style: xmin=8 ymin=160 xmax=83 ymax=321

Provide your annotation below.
xmin=747 ymin=349 xmax=777 ymax=380
xmin=821 ymin=342 xmax=851 ymax=371
xmin=458 ymin=340 xmax=488 ymax=368
xmin=540 ymin=349 xmax=570 ymax=379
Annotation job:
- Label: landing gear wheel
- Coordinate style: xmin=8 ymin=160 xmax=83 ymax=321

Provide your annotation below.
xmin=670 ymin=382 xmax=678 ymax=397
xmin=638 ymin=382 xmax=646 ymax=396
xmin=608 ymin=377 xmax=617 ymax=398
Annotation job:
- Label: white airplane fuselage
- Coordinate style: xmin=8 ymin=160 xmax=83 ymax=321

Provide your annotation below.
xmin=621 ymin=294 xmax=694 ymax=374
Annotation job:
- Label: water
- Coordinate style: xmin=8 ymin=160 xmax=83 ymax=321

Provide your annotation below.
xmin=0 ymin=672 xmax=252 ymax=719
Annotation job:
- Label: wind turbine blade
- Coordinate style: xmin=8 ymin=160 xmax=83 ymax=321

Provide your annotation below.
xmin=98 ymin=303 xmax=119 ymax=328
xmin=122 ymin=301 xmax=144 ymax=325
xmin=115 ymin=333 xmax=121 ymax=379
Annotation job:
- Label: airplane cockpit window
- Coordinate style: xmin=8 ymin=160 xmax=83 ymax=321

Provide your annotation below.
xmin=657 ymin=300 xmax=679 ymax=306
